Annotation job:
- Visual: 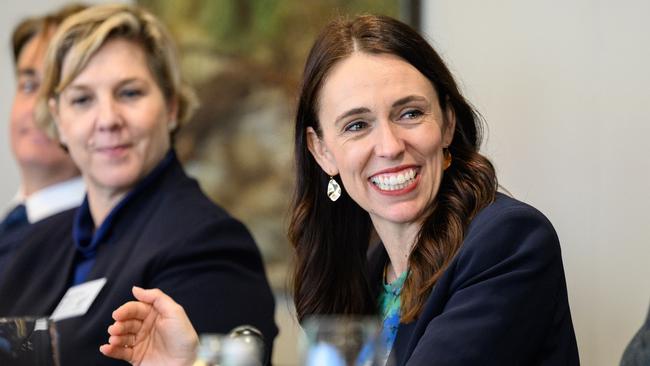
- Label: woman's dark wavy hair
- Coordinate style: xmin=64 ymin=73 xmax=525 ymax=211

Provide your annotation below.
xmin=289 ymin=15 xmax=498 ymax=322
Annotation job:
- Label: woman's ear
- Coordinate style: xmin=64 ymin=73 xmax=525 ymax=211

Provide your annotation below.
xmin=306 ymin=126 xmax=339 ymax=176
xmin=167 ymin=97 xmax=179 ymax=132
xmin=48 ymin=98 xmax=66 ymax=145
xmin=442 ymin=105 xmax=456 ymax=147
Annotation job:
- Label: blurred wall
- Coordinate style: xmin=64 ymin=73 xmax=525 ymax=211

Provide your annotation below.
xmin=423 ymin=1 xmax=650 ymax=365
xmin=0 ymin=0 xmax=129 ymax=209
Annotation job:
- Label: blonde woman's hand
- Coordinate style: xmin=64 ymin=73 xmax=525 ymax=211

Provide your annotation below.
xmin=99 ymin=287 xmax=199 ymax=366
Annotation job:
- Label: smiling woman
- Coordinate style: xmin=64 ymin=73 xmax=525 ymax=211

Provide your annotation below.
xmin=290 ymin=14 xmax=580 ymax=365
xmin=307 ymin=52 xmax=454 ymax=235
xmin=0 ymin=4 xmax=277 ymax=366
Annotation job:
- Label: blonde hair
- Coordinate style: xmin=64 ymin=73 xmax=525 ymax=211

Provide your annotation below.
xmin=37 ymin=3 xmax=197 ymax=139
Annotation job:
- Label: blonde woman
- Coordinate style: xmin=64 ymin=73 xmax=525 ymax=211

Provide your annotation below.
xmin=0 ymin=5 xmax=277 ymax=365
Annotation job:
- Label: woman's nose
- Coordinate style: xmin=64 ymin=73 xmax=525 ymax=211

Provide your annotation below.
xmin=375 ymin=122 xmax=405 ymax=159
xmin=96 ymin=97 xmax=123 ymax=131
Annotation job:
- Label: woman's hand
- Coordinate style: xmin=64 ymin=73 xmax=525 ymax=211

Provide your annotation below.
xmin=99 ymin=286 xmax=199 ymax=366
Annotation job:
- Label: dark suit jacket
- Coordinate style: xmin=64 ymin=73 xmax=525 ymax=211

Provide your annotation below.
xmin=369 ymin=193 xmax=579 ymax=365
xmin=0 ymin=154 xmax=277 ymax=365
xmin=0 ymin=223 xmax=32 ymax=281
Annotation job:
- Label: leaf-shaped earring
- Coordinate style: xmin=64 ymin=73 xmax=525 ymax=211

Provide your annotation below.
xmin=327 ymin=176 xmax=341 ymax=202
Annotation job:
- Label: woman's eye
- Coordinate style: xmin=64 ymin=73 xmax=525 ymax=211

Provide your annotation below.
xmin=401 ymin=109 xmax=423 ymax=120
xmin=71 ymin=95 xmax=92 ymax=107
xmin=344 ymin=121 xmax=367 ymax=132
xmin=119 ymin=88 xmax=143 ymax=99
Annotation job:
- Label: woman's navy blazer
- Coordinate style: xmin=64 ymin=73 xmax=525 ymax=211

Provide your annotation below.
xmin=0 ymin=153 xmax=277 ymax=365
xmin=369 ymin=193 xmax=580 ymax=365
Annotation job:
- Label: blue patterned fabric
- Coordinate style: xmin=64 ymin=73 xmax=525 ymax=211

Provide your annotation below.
xmin=378 ymin=270 xmax=408 ymax=364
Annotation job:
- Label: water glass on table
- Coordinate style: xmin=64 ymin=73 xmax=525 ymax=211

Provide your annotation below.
xmin=195 ymin=325 xmax=264 ymax=366
xmin=301 ymin=316 xmax=389 ymax=366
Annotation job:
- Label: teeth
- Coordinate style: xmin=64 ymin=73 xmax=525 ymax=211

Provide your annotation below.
xmin=370 ymin=168 xmax=417 ymax=191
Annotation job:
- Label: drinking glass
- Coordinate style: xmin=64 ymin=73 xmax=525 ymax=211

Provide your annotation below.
xmin=196 ymin=326 xmax=264 ymax=366
xmin=301 ymin=316 xmax=388 ymax=366
xmin=0 ymin=317 xmax=59 ymax=366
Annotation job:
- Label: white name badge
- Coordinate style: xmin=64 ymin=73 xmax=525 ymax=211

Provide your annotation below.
xmin=50 ymin=278 xmax=107 ymax=321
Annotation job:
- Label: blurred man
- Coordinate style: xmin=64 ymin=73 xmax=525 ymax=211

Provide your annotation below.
xmin=0 ymin=5 xmax=86 ymax=272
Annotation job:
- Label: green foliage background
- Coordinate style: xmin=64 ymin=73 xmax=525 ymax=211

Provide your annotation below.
xmin=136 ymin=0 xmax=403 ymax=288
xmin=138 ymin=0 xmax=399 ymax=88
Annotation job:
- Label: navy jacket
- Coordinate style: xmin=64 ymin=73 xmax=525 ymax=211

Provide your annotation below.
xmin=0 ymin=154 xmax=277 ymax=365
xmin=369 ymin=193 xmax=579 ymax=365
xmin=0 ymin=224 xmax=32 ymax=281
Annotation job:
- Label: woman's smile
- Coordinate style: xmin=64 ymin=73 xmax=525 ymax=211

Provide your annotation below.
xmin=369 ymin=165 xmax=420 ymax=195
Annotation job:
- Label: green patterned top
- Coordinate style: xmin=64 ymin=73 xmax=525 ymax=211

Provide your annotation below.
xmin=378 ymin=270 xmax=408 ymax=363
